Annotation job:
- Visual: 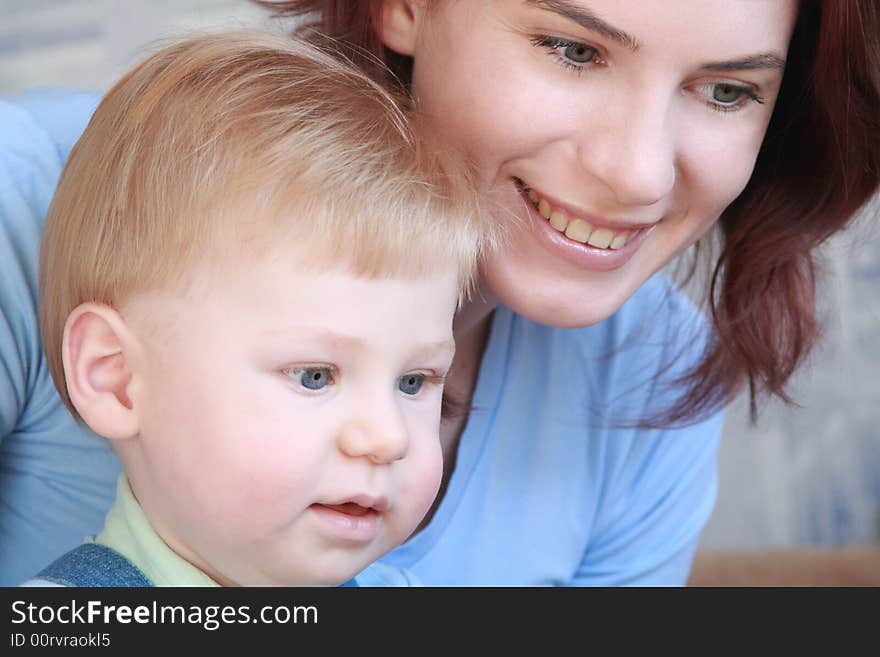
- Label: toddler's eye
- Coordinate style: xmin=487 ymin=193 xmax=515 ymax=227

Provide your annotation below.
xmin=398 ymin=374 xmax=425 ymax=396
xmin=285 ymin=367 xmax=334 ymax=391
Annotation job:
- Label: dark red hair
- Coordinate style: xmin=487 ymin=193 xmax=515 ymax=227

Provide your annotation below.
xmin=254 ymin=0 xmax=880 ymax=426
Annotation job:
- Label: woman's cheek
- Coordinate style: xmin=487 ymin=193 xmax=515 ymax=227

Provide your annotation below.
xmin=677 ymin=128 xmax=763 ymax=229
xmin=414 ymin=35 xmax=554 ymax=171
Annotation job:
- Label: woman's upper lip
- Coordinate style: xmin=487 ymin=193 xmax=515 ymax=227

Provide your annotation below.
xmin=518 ymin=180 xmax=662 ymax=232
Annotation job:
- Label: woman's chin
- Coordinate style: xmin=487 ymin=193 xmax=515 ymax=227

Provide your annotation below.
xmin=518 ymin=298 xmax=625 ymax=330
xmin=482 ymin=266 xmax=632 ymax=329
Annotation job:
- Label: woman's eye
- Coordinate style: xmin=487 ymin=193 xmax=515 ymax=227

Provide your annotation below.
xmin=398 ymin=374 xmax=425 ymax=396
xmin=695 ymin=82 xmax=765 ymax=112
xmin=712 ymin=84 xmax=745 ymax=105
xmin=531 ymin=36 xmax=602 ymax=72
xmin=285 ymin=367 xmax=334 ymax=391
xmin=562 ymin=42 xmax=598 ymax=64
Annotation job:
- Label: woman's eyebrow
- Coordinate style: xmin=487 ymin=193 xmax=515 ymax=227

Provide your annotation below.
xmin=525 ymin=1 xmax=788 ymax=73
xmin=699 ymin=53 xmax=787 ymax=72
xmin=525 ymin=0 xmax=641 ymax=52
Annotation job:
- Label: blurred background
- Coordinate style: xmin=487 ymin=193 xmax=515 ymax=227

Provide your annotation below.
xmin=2 ymin=0 xmax=879 ymax=552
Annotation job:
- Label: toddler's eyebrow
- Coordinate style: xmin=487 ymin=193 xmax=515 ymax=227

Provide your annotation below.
xmin=262 ymin=327 xmax=455 ymax=361
xmin=410 ymin=339 xmax=457 ymax=364
xmin=263 ymin=327 xmax=366 ymax=349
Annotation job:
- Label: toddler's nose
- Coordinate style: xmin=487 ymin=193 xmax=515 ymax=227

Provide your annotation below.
xmin=337 ymin=399 xmax=409 ymax=465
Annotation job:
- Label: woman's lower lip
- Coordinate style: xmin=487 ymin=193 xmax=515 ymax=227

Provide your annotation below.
xmin=518 ymin=188 xmax=654 ymax=272
xmin=309 ymin=504 xmax=380 ymax=543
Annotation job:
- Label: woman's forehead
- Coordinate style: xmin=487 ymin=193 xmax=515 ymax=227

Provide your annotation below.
xmin=430 ymin=0 xmax=798 ymax=54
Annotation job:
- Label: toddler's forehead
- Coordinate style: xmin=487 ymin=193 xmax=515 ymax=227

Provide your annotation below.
xmin=153 ymin=240 xmax=460 ymax=303
xmin=129 ymin=257 xmax=458 ymax=329
xmin=202 ymin=221 xmax=461 ymax=284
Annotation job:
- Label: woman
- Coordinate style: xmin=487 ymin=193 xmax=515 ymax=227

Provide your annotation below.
xmin=1 ymin=0 xmax=877 ymax=585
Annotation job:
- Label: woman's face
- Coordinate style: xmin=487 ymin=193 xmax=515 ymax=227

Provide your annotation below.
xmin=382 ymin=0 xmax=798 ymax=326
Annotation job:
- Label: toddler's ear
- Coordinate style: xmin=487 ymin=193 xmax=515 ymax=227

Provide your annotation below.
xmin=62 ymin=303 xmax=140 ymax=441
xmin=376 ymin=0 xmax=426 ymax=56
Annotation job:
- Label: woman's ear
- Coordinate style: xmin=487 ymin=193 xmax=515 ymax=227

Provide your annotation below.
xmin=63 ymin=303 xmax=140 ymax=441
xmin=376 ymin=0 xmax=427 ymax=56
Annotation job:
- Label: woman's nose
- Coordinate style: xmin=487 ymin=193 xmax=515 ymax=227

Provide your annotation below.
xmin=576 ymin=93 xmax=677 ymax=208
xmin=337 ymin=396 xmax=409 ymax=465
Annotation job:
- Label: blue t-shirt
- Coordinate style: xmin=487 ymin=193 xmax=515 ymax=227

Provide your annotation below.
xmin=0 ymin=88 xmax=722 ymax=586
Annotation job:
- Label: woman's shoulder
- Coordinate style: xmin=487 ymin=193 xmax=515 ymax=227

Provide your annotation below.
xmin=0 ymin=88 xmax=99 ymax=435
xmin=0 ymin=88 xmax=99 ymax=240
xmin=0 ymin=87 xmax=100 ymax=163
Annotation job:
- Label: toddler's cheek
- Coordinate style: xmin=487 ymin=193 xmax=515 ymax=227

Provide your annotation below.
xmin=408 ymin=451 xmax=444 ymax=520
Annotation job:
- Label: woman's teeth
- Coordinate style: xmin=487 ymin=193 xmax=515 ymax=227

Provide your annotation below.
xmin=526 ymin=187 xmax=634 ymax=250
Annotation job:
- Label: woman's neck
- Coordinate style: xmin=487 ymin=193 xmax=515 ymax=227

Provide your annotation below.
xmin=446 ymin=282 xmax=499 ymax=429
xmin=412 ymin=285 xmax=498 ymax=535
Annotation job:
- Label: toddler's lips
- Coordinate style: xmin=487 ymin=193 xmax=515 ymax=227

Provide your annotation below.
xmin=322 ymin=494 xmax=390 ymax=513
xmin=309 ymin=503 xmax=382 ymax=542
xmin=321 ymin=502 xmax=372 ymax=517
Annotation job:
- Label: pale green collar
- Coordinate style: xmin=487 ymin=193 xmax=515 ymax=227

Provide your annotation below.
xmin=95 ymin=474 xmax=219 ymax=587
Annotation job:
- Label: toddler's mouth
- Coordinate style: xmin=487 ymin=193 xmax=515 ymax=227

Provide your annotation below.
xmin=314 ymin=494 xmax=389 ymax=517
xmin=319 ymin=502 xmax=373 ymax=517
xmin=309 ymin=499 xmax=384 ymax=543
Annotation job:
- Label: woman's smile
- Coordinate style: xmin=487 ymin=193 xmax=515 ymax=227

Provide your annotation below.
xmin=511 ymin=177 xmax=658 ymax=271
